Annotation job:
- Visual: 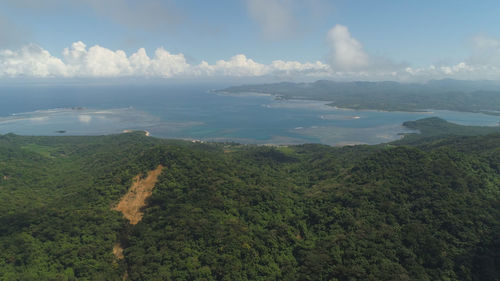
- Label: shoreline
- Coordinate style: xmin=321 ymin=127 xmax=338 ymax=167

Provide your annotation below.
xmin=123 ymin=129 xmax=150 ymax=136
xmin=217 ymin=90 xmax=500 ymax=116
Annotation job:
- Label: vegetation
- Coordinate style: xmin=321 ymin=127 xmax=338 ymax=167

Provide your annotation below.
xmin=398 ymin=117 xmax=500 ymax=144
xmin=219 ymin=79 xmax=500 ymax=114
xmin=0 ymin=123 xmax=499 ymax=280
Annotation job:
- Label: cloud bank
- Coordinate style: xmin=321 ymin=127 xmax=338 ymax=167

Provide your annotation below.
xmin=401 ymin=34 xmax=500 ymax=81
xmin=325 ymin=25 xmax=500 ymax=81
xmin=1 ymin=25 xmax=500 ymax=81
xmin=0 ymin=41 xmax=329 ymax=79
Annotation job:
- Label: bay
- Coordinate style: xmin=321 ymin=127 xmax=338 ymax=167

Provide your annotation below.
xmin=1 ymin=84 xmax=499 ymax=145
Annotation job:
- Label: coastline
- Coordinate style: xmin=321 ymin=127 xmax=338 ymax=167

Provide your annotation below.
xmin=123 ymin=129 xmax=150 ymax=136
xmin=218 ymin=90 xmax=500 ymax=116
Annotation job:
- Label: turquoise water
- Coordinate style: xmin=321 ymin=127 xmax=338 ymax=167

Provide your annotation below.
xmin=1 ymin=84 xmax=499 ymax=145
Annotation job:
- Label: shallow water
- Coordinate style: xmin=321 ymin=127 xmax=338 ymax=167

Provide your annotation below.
xmin=1 ymin=84 xmax=499 ymax=145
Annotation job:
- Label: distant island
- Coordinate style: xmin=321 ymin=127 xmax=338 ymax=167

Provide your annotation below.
xmin=218 ymin=79 xmax=500 ymax=115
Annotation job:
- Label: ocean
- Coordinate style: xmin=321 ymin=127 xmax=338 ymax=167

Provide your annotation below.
xmin=1 ymin=83 xmax=499 ymax=145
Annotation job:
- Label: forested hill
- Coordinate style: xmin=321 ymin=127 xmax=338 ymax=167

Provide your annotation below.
xmin=0 ymin=129 xmax=499 ymax=280
xmin=218 ymin=79 xmax=500 ymax=114
xmin=397 ymin=117 xmax=500 ymax=145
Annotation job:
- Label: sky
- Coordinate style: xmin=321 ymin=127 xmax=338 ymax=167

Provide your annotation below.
xmin=0 ymin=0 xmax=500 ymax=82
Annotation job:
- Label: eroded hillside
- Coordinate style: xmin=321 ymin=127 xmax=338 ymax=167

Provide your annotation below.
xmin=114 ymin=165 xmax=163 ymax=225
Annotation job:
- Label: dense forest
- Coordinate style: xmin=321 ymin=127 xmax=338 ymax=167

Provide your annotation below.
xmin=0 ymin=119 xmax=499 ymax=280
xmin=219 ymin=79 xmax=500 ymax=114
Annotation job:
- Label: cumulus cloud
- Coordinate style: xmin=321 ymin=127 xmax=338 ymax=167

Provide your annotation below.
xmin=400 ymin=35 xmax=500 ymax=81
xmin=0 ymin=44 xmax=67 ymax=77
xmin=197 ymin=54 xmax=269 ymax=77
xmin=270 ymin=60 xmax=330 ymax=76
xmin=61 ymin=42 xmax=193 ymax=77
xmin=327 ymin=24 xmax=369 ymax=70
xmin=324 ymin=24 xmax=407 ymax=80
xmin=1 ymin=39 xmax=498 ymax=81
xmin=403 ymin=62 xmax=500 ymax=81
xmin=0 ymin=41 xmax=330 ymax=79
xmin=63 ymin=42 xmax=132 ymax=77
xmin=192 ymin=55 xmax=329 ymax=77
xmin=2 ymin=30 xmax=500 ymax=81
xmin=322 ymin=24 xmax=500 ymax=81
xmin=148 ymin=48 xmax=191 ymax=77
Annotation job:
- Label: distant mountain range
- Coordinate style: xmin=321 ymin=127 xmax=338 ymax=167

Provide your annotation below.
xmin=218 ymin=79 xmax=500 ymax=114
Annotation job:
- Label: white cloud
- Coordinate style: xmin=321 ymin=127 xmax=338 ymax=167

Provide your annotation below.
xmin=402 ymin=35 xmax=500 ymax=80
xmin=2 ymin=31 xmax=500 ymax=81
xmin=62 ymin=41 xmax=87 ymax=64
xmin=0 ymin=42 xmax=330 ymax=79
xmin=404 ymin=62 xmax=500 ymax=81
xmin=149 ymin=48 xmax=191 ymax=77
xmin=0 ymin=44 xmax=67 ymax=77
xmin=129 ymin=48 xmax=151 ymax=74
xmin=199 ymin=54 xmax=269 ymax=77
xmin=322 ymin=25 xmax=500 ymax=81
xmin=128 ymin=47 xmax=191 ymax=77
xmin=63 ymin=41 xmax=132 ymax=77
xmin=324 ymin=25 xmax=406 ymax=80
xmin=326 ymin=24 xmax=370 ymax=70
xmin=193 ymin=55 xmax=329 ymax=77
xmin=270 ymin=60 xmax=330 ymax=76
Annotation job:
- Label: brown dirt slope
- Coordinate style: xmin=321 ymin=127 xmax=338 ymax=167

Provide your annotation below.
xmin=113 ymin=243 xmax=124 ymax=259
xmin=114 ymin=165 xmax=163 ymax=225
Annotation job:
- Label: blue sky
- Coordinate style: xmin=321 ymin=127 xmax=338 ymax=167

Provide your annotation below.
xmin=1 ymin=0 xmax=499 ymax=81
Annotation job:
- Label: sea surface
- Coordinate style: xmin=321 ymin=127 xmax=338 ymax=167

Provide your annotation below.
xmin=1 ymin=83 xmax=500 ymax=146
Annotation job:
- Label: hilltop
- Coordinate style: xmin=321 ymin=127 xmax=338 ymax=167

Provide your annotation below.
xmin=0 ymin=122 xmax=499 ymax=280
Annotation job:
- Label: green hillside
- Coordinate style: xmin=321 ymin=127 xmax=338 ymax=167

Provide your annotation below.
xmin=397 ymin=117 xmax=500 ymax=145
xmin=0 ymin=128 xmax=499 ymax=280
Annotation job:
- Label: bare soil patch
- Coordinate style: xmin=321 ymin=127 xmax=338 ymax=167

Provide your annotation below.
xmin=113 ymin=243 xmax=124 ymax=259
xmin=114 ymin=165 xmax=163 ymax=225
